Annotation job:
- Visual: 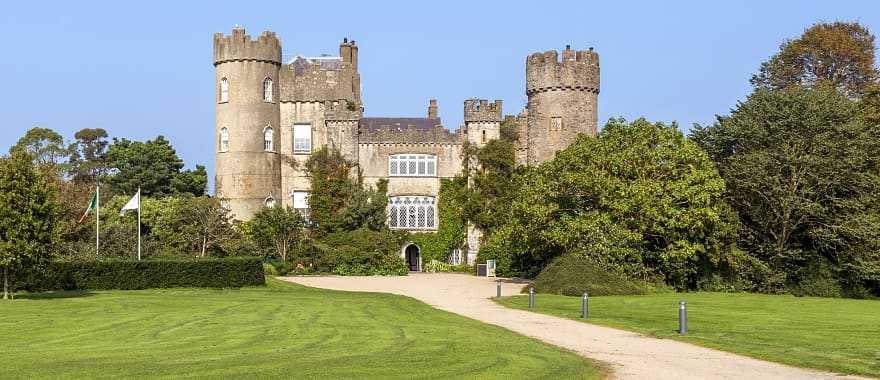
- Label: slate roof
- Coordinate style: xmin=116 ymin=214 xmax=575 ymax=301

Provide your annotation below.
xmin=359 ymin=117 xmax=443 ymax=132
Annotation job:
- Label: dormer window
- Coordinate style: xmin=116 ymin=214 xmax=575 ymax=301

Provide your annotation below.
xmin=263 ymin=77 xmax=273 ymax=102
xmin=219 ymin=78 xmax=229 ymax=103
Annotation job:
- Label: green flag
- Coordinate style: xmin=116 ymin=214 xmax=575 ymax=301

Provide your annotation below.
xmin=78 ymin=192 xmax=98 ymax=224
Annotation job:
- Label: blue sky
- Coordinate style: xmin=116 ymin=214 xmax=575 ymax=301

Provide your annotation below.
xmin=2 ymin=1 xmax=878 ymax=193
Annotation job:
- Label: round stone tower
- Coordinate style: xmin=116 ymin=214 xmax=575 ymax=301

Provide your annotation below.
xmin=213 ymin=27 xmax=282 ymax=220
xmin=525 ymin=45 xmax=599 ymax=165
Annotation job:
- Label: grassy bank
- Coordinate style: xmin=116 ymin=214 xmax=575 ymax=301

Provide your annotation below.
xmin=496 ymin=292 xmax=880 ymax=377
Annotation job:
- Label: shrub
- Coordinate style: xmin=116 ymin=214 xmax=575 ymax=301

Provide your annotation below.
xmin=313 ymin=229 xmax=408 ymax=276
xmin=22 ymin=257 xmax=264 ymax=291
xmin=423 ymin=260 xmax=452 ymax=273
xmin=530 ymin=254 xmax=649 ymax=296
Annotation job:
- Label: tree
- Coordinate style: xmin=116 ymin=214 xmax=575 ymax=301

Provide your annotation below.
xmin=480 ymin=119 xmax=736 ymax=287
xmin=691 ymin=86 xmax=880 ymax=295
xmin=0 ymin=150 xmax=59 ymax=299
xmin=751 ymin=21 xmax=879 ymax=97
xmin=305 ymin=147 xmax=357 ymax=235
xmin=338 ymin=179 xmax=389 ymax=232
xmin=182 ymin=197 xmax=235 ymax=257
xmin=68 ymin=128 xmax=109 ymax=184
xmin=11 ymin=127 xmax=68 ymax=173
xmin=248 ymin=206 xmax=305 ymax=262
xmin=464 ymin=139 xmax=519 ymax=235
xmin=105 ymin=136 xmax=206 ymax=197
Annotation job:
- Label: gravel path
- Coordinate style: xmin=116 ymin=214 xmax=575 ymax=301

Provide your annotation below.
xmin=281 ymin=273 xmax=866 ymax=380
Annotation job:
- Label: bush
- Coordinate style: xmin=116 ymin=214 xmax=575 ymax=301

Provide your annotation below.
xmin=423 ymin=260 xmax=452 ymax=273
xmin=530 ymin=254 xmax=649 ymax=296
xmin=313 ymin=229 xmax=408 ymax=276
xmin=22 ymin=257 xmax=265 ymax=291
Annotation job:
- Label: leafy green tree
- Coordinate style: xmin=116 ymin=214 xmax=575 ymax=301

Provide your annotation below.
xmin=480 ymin=119 xmax=736 ymax=287
xmin=11 ymin=127 xmax=69 ymax=173
xmin=105 ymin=136 xmax=206 ymax=197
xmin=464 ymin=139 xmax=520 ymax=235
xmin=691 ymin=86 xmax=880 ymax=295
xmin=0 ymin=150 xmax=59 ymax=299
xmin=751 ymin=21 xmax=879 ymax=97
xmin=304 ymin=147 xmax=356 ymax=235
xmin=182 ymin=197 xmax=236 ymax=257
xmin=68 ymin=128 xmax=109 ymax=184
xmin=249 ymin=206 xmax=305 ymax=262
xmin=338 ymin=179 xmax=389 ymax=232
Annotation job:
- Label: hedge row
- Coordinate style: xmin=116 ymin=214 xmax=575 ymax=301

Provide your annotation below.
xmin=21 ymin=257 xmax=265 ymax=291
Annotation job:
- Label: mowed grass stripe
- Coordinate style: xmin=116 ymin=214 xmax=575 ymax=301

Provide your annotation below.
xmin=496 ymin=291 xmax=880 ymax=378
xmin=0 ymin=279 xmax=601 ymax=379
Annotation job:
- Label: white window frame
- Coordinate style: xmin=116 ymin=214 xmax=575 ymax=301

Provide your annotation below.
xmin=263 ymin=126 xmax=274 ymax=152
xmin=263 ymin=77 xmax=273 ymax=102
xmin=219 ymin=77 xmax=229 ymax=103
xmin=450 ymin=249 xmax=462 ymax=265
xmin=389 ymin=154 xmax=437 ymax=177
xmin=293 ymin=123 xmax=312 ymax=154
xmin=219 ymin=127 xmax=229 ymax=152
xmin=387 ymin=196 xmax=437 ymax=230
xmin=292 ymin=191 xmax=309 ymax=220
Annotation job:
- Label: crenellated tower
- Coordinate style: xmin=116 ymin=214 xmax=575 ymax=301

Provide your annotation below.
xmin=463 ymin=99 xmax=503 ymax=264
xmin=525 ymin=45 xmax=599 ymax=164
xmin=213 ymin=27 xmax=283 ymax=220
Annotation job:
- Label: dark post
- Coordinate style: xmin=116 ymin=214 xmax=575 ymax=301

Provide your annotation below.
xmin=582 ymin=292 xmax=589 ymax=319
xmin=496 ymin=282 xmax=501 ymax=298
xmin=678 ymin=300 xmax=687 ymax=334
xmin=529 ymin=287 xmax=535 ymax=308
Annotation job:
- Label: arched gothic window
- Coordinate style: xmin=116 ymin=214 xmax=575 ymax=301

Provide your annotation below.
xmin=264 ymin=127 xmax=274 ymax=152
xmin=219 ymin=78 xmax=229 ymax=103
xmin=263 ymin=77 xmax=273 ymax=102
xmin=264 ymin=196 xmax=276 ymax=208
xmin=482 ymin=130 xmax=487 ymax=144
xmin=219 ymin=127 xmax=229 ymax=152
xmin=387 ymin=196 xmax=437 ymax=230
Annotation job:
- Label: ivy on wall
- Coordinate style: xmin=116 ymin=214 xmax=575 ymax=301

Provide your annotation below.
xmin=407 ymin=176 xmax=467 ymax=263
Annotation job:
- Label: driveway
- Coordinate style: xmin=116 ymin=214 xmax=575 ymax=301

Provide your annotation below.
xmin=281 ymin=273 xmax=866 ymax=380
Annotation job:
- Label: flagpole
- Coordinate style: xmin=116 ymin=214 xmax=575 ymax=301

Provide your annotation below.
xmin=96 ymin=185 xmax=100 ymax=257
xmin=137 ymin=187 xmax=141 ymax=261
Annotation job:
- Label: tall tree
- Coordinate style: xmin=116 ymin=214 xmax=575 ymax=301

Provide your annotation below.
xmin=691 ymin=86 xmax=880 ymax=295
xmin=751 ymin=21 xmax=879 ymax=97
xmin=248 ymin=206 xmax=305 ymax=262
xmin=182 ymin=197 xmax=236 ymax=257
xmin=105 ymin=136 xmax=206 ymax=197
xmin=0 ymin=150 xmax=59 ymax=299
xmin=305 ymin=147 xmax=357 ymax=235
xmin=11 ymin=127 xmax=68 ymax=172
xmin=68 ymin=128 xmax=109 ymax=184
xmin=480 ymin=119 xmax=735 ymax=285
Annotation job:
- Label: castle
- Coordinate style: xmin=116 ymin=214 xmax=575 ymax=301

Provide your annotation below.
xmin=213 ymin=27 xmax=599 ymax=268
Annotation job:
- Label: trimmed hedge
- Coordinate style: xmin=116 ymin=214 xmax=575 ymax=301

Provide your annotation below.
xmin=22 ymin=257 xmax=265 ymax=291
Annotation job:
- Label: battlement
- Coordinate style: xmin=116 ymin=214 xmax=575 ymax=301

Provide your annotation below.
xmin=213 ymin=27 xmax=282 ymax=66
xmin=324 ymin=99 xmax=362 ymax=121
xmin=525 ymin=45 xmax=599 ymax=95
xmin=463 ymin=99 xmax=503 ymax=122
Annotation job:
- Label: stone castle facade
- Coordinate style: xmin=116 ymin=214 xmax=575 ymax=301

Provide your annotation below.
xmin=213 ymin=27 xmax=599 ymax=267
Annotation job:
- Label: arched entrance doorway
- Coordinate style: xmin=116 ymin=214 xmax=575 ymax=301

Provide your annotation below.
xmin=404 ymin=244 xmax=421 ymax=272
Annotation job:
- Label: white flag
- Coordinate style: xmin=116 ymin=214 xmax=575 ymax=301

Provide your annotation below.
xmin=120 ymin=191 xmax=139 ymax=216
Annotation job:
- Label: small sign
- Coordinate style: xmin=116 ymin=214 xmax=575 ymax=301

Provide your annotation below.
xmin=486 ymin=260 xmax=497 ymax=277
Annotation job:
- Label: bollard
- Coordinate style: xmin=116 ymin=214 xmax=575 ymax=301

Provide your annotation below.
xmin=529 ymin=287 xmax=535 ymax=308
xmin=678 ymin=300 xmax=687 ymax=334
xmin=496 ymin=283 xmax=501 ymax=298
xmin=582 ymin=292 xmax=589 ymax=319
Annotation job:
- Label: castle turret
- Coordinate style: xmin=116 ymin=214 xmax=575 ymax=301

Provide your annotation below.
xmin=213 ymin=27 xmax=283 ymax=220
xmin=463 ymin=99 xmax=502 ymax=148
xmin=525 ymin=45 xmax=599 ymax=164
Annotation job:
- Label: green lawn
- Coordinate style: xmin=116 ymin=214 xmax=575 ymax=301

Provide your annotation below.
xmin=496 ymin=292 xmax=880 ymax=378
xmin=0 ymin=279 xmax=601 ymax=379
